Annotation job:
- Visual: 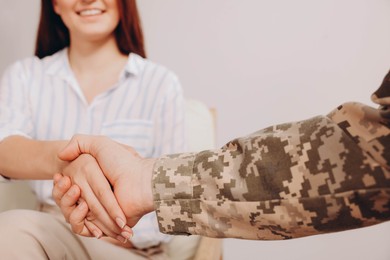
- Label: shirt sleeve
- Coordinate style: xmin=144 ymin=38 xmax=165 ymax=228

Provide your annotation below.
xmin=0 ymin=60 xmax=35 ymax=181
xmin=152 ymin=100 xmax=390 ymax=240
xmin=0 ymin=60 xmax=34 ymax=141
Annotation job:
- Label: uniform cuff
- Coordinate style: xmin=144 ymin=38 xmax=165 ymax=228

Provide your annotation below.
xmin=152 ymin=152 xmax=198 ymax=235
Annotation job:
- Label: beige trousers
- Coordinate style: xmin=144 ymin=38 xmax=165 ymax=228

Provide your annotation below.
xmin=0 ymin=205 xmax=200 ymax=260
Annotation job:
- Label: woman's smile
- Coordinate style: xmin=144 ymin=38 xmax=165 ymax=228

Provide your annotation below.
xmin=77 ymin=8 xmax=105 ymax=17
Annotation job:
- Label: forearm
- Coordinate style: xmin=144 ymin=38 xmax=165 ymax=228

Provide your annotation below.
xmin=0 ymin=135 xmax=68 ymax=180
xmin=152 ymin=106 xmax=390 ymax=239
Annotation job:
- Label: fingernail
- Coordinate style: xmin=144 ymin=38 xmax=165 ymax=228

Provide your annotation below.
xmin=115 ymin=217 xmax=126 ymax=229
xmin=116 ymin=235 xmax=127 ymax=244
xmin=121 ymin=231 xmax=133 ymax=240
xmin=92 ymin=230 xmax=102 ymax=239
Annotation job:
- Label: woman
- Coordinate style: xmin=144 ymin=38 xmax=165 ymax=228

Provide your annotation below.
xmin=0 ymin=0 xmax=193 ymax=259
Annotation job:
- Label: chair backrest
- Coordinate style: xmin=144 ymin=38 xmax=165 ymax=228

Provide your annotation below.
xmin=184 ymin=99 xmax=223 ymax=260
xmin=185 ymin=98 xmax=216 ymax=152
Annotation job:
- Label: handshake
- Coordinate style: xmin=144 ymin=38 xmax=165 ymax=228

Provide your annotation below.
xmin=52 ymin=134 xmax=157 ymax=244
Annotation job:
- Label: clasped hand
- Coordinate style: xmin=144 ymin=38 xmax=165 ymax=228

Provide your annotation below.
xmin=52 ymin=135 xmax=156 ymax=244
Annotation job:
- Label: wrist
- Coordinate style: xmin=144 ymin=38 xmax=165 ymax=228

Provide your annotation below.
xmin=140 ymin=158 xmax=157 ymax=214
xmin=50 ymin=140 xmax=70 ymax=174
xmin=0 ymin=136 xmax=70 ymax=180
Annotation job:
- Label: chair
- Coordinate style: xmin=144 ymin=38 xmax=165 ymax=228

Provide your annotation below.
xmin=184 ymin=99 xmax=223 ymax=260
xmin=0 ymin=99 xmax=222 ymax=259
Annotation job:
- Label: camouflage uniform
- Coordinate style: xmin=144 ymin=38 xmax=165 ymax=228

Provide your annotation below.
xmin=153 ymin=71 xmax=390 ymax=240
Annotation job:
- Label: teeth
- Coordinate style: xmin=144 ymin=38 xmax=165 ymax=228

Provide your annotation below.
xmin=79 ymin=9 xmax=103 ymax=16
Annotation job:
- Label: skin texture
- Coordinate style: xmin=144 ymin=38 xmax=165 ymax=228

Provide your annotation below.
xmin=54 ymin=135 xmax=155 ymax=239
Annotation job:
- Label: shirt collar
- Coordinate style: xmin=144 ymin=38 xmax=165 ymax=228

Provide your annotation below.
xmin=123 ymin=52 xmax=143 ymax=77
xmin=44 ymin=48 xmax=144 ymax=81
xmin=44 ymin=48 xmax=72 ymax=81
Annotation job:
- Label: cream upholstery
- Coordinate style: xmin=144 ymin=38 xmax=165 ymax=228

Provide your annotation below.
xmin=185 ymin=99 xmax=222 ymax=259
xmin=185 ymin=99 xmax=216 ymax=152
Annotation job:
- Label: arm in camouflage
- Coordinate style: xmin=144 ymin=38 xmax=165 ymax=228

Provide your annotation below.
xmin=152 ymin=71 xmax=390 ymax=240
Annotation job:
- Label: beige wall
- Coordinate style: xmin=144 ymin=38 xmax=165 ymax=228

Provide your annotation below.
xmin=0 ymin=0 xmax=389 ymax=259
xmin=137 ymin=0 xmax=390 ymax=146
xmin=0 ymin=0 xmax=40 ymax=73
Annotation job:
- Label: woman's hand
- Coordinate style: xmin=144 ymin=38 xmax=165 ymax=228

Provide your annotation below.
xmin=52 ymin=154 xmax=133 ymax=242
xmin=57 ymin=135 xmax=156 ymax=227
xmin=52 ymin=176 xmax=134 ymax=248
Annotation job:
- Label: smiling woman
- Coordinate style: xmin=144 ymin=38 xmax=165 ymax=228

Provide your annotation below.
xmin=36 ymin=0 xmax=145 ymax=59
xmin=52 ymin=0 xmax=122 ymax=40
xmin=0 ymin=0 xmax=196 ymax=259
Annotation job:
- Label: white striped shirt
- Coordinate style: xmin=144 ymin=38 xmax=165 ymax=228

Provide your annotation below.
xmin=0 ymin=48 xmax=187 ymax=248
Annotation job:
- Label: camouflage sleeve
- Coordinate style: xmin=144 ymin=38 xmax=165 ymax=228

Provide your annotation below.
xmin=152 ymin=72 xmax=390 ymax=240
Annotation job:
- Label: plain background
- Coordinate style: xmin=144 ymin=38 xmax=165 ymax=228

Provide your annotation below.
xmin=0 ymin=0 xmax=389 ymax=259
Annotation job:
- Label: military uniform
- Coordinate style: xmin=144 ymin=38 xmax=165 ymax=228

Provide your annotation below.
xmin=153 ymin=71 xmax=390 ymax=240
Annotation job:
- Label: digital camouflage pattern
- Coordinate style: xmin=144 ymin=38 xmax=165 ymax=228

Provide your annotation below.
xmin=153 ymin=71 xmax=390 ymax=240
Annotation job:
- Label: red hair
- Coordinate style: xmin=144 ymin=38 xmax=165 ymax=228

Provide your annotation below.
xmin=35 ymin=0 xmax=146 ymax=58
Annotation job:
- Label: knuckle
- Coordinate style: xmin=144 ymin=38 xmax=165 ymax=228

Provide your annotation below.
xmin=87 ymin=202 xmax=102 ymax=216
xmin=86 ymin=211 xmax=97 ymax=221
xmin=95 ymin=188 xmax=110 ymax=200
xmin=81 ymin=161 xmax=95 ymax=173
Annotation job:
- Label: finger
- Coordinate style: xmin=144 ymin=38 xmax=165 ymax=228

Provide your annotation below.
xmin=68 ymin=200 xmax=94 ymax=237
xmin=86 ymin=167 xmax=128 ymax=230
xmin=80 ymin=184 xmax=133 ymax=243
xmin=58 ymin=137 xmax=135 ymax=237
xmin=59 ymin=135 xmax=128 ymax=181
xmin=65 ymin=197 xmax=104 ymax=239
xmin=53 ymin=173 xmax=63 ymax=185
xmin=52 ymin=175 xmax=72 ymax=207
xmin=59 ymin=135 xmax=131 ymax=187
xmin=84 ymin=220 xmax=103 ymax=239
xmin=60 ymin=154 xmax=129 ymax=241
xmin=76 ymin=177 xmax=124 ymax=239
xmin=74 ymin=154 xmax=129 ymax=230
xmin=58 ymin=186 xmax=126 ymax=241
xmin=120 ymin=225 xmax=133 ymax=242
xmin=58 ymin=184 xmax=81 ymax=222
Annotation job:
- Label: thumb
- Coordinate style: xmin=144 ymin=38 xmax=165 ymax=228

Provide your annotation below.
xmin=58 ymin=134 xmax=95 ymax=161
